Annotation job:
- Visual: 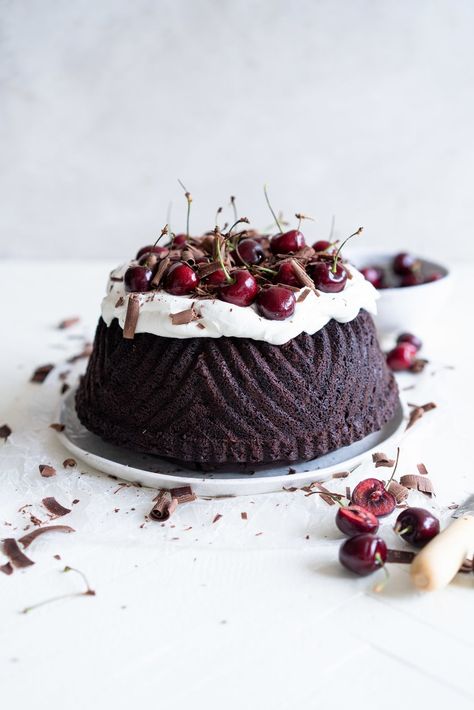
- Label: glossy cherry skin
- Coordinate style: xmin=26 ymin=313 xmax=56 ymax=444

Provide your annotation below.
xmin=394 ymin=508 xmax=440 ymax=548
xmin=313 ymin=239 xmax=331 ymax=252
xmin=339 ymin=534 xmax=387 ymax=576
xmin=309 ymin=261 xmax=347 ymax=293
xmin=393 ymin=252 xmax=419 ymax=276
xmin=256 ymin=286 xmax=296 ymax=320
xmin=124 ymin=265 xmax=153 ymax=293
xmin=136 ymin=244 xmax=169 ymax=260
xmin=352 ymin=478 xmax=396 ymax=517
xmin=173 ymin=234 xmax=188 ymax=247
xmin=397 ymin=332 xmax=422 ymax=351
xmin=204 ymin=268 xmax=228 ymax=285
xmin=218 ymin=269 xmax=259 ymax=307
xmin=386 ymin=343 xmax=417 ymax=371
xmin=361 ymin=266 xmax=385 ymax=289
xmin=400 ymin=272 xmax=421 ymax=287
xmin=231 ymin=238 xmax=264 ymax=266
xmin=270 ymin=230 xmax=306 ymax=255
xmin=276 ymin=261 xmax=300 ymax=288
xmin=336 ymin=505 xmax=379 ymax=537
xmin=164 ymin=262 xmax=199 ymax=295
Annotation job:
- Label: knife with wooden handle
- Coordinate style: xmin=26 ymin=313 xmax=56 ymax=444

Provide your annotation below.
xmin=410 ymin=495 xmax=474 ymax=591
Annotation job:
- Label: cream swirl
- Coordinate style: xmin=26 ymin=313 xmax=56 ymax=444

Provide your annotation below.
xmin=101 ymin=262 xmax=378 ymax=346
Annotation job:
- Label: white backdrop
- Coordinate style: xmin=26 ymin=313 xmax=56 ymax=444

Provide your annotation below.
xmin=1 ymin=0 xmax=473 ymax=260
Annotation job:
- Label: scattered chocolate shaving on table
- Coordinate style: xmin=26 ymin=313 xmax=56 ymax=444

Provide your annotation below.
xmin=288 ymin=467 xmax=296 ymax=475
xmin=283 ymin=486 xmax=298 ymax=492
xmin=417 ymin=463 xmax=429 ymax=475
xmin=296 ymin=288 xmax=311 ymax=303
xmin=151 ymin=256 xmax=171 ymax=288
xmin=447 ymin=503 xmax=459 ymax=510
xmin=212 ymin=514 xmax=222 ymax=523
xmin=0 ymin=424 xmax=12 ymax=440
xmin=0 ymin=562 xmax=13 ymax=576
xmin=18 ymin=525 xmax=75 ymax=549
xmin=67 ymin=343 xmax=92 ymax=363
xmin=63 ymin=458 xmax=76 ymax=468
xmin=410 ymin=358 xmax=428 ymax=373
xmin=123 ymin=295 xmax=141 ymax=339
xmin=61 ymin=383 xmax=70 ymax=394
xmin=311 ymin=482 xmax=341 ymax=505
xmin=53 ymin=554 xmax=61 ymax=560
xmin=170 ymin=306 xmax=199 ymax=326
xmin=2 ymin=539 xmax=34 ymax=568
xmin=170 ymin=486 xmax=196 ymax=504
xmin=372 ymin=452 xmax=396 ymax=468
xmin=49 ymin=423 xmax=65 ymax=432
xmin=42 ymin=497 xmax=72 ymax=517
xmin=58 ymin=317 xmax=80 ymax=329
xmin=387 ymin=480 xmax=409 ymax=503
xmin=149 ymin=491 xmax=178 ymax=521
xmin=30 ymin=514 xmax=43 ymax=526
xmin=30 ymin=364 xmax=54 ymax=383
xmin=387 ymin=549 xmax=416 ymax=564
xmin=399 ymin=474 xmax=435 ymax=497
xmin=405 ymin=402 xmax=436 ymax=430
xmin=58 ymin=370 xmax=70 ymax=381
xmin=72 ymin=499 xmax=79 ymax=505
xmin=39 ymin=464 xmax=56 ymax=478
xmin=331 ymin=471 xmax=350 ymax=479
xmin=241 ymin=512 xmax=248 ymax=520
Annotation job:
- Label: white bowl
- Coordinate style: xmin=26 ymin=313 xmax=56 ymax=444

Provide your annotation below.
xmin=348 ymin=250 xmax=451 ymax=343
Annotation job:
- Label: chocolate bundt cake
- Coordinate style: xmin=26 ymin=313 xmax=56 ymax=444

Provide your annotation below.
xmin=76 ymin=224 xmax=398 ymax=469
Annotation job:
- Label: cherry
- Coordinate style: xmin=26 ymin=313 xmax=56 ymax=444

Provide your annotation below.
xmin=361 ymin=266 xmax=385 ymax=289
xmin=339 ymin=534 xmax=387 ymax=576
xmin=425 ymin=272 xmax=443 ymax=283
xmin=136 ymin=244 xmax=169 ymax=260
xmin=393 ymin=252 xmax=420 ymax=276
xmin=276 ymin=261 xmax=300 ymax=288
xmin=270 ymin=230 xmax=306 ymax=255
xmin=164 ymin=262 xmax=199 ymax=295
xmin=352 ymin=478 xmax=396 ymax=517
xmin=124 ymin=265 xmax=153 ymax=293
xmin=397 ymin=332 xmax=422 ymax=351
xmin=219 ymin=269 xmax=259 ymax=307
xmin=400 ymin=272 xmax=421 ymax=287
xmin=256 ymin=286 xmax=296 ymax=321
xmin=204 ymin=268 xmax=228 ymax=285
xmin=336 ymin=505 xmax=379 ymax=537
xmin=386 ymin=343 xmax=417 ymax=371
xmin=173 ymin=233 xmax=188 ymax=247
xmin=313 ymin=239 xmax=331 ymax=252
xmin=309 ymin=261 xmax=347 ymax=293
xmin=232 ymin=238 xmax=264 ymax=266
xmin=394 ymin=507 xmax=440 ymax=548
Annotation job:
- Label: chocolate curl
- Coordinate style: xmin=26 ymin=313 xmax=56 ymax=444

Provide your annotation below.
xmin=372 ymin=452 xmax=396 ymax=468
xmin=289 ymin=259 xmax=319 ymax=294
xmin=296 ymin=288 xmax=311 ymax=303
xmin=149 ymin=491 xmax=178 ymax=521
xmin=170 ymin=306 xmax=199 ymax=326
xmin=123 ymin=295 xmax=141 ymax=340
xmin=0 ymin=562 xmax=13 ymax=575
xmin=170 ymin=486 xmax=196 ymax=504
xmin=18 ymin=525 xmax=75 ymax=549
xmin=197 ymin=261 xmax=222 ymax=278
xmin=386 ymin=549 xmax=416 ymax=564
xmin=399 ymin=474 xmax=435 ymax=497
xmin=42 ymin=497 xmax=72 ymax=517
xmin=387 ymin=480 xmax=409 ymax=503
xmin=31 ymin=364 xmax=54 ymax=383
xmin=151 ymin=256 xmax=171 ymax=288
xmin=58 ymin=317 xmax=80 ymax=329
xmin=39 ymin=464 xmax=56 ymax=478
xmin=2 ymin=539 xmax=34 ymax=568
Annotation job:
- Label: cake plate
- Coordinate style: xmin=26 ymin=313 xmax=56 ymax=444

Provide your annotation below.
xmin=55 ymin=388 xmax=409 ymax=496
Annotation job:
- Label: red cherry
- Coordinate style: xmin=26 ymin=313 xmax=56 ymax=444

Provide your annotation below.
xmin=173 ymin=234 xmax=188 ymax=247
xmin=393 ymin=252 xmax=420 ymax=276
xmin=256 ymin=286 xmax=296 ymax=321
xmin=386 ymin=343 xmax=417 ymax=371
xmin=164 ymin=262 xmax=199 ymax=295
xmin=397 ymin=332 xmax=422 ymax=351
xmin=136 ymin=244 xmax=169 ymax=260
xmin=276 ymin=261 xmax=300 ymax=288
xmin=270 ymin=230 xmax=306 ymax=255
xmin=204 ymin=268 xmax=228 ymax=285
xmin=394 ymin=507 xmax=440 ymax=548
xmin=351 ymin=478 xmax=396 ymax=517
xmin=124 ymin=265 xmax=153 ymax=293
xmin=360 ymin=266 xmax=385 ymax=289
xmin=218 ymin=269 xmax=259 ymax=307
xmin=336 ymin=505 xmax=379 ymax=537
xmin=309 ymin=261 xmax=347 ymax=293
xmin=231 ymin=238 xmax=264 ymax=266
xmin=339 ymin=534 xmax=387 ymax=576
xmin=425 ymin=272 xmax=443 ymax=283
xmin=312 ymin=239 xmax=331 ymax=252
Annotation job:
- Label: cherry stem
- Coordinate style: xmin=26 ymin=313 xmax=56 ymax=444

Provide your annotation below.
xmin=295 ymin=213 xmax=314 ymax=231
xmin=331 ymin=227 xmax=363 ymax=273
xmin=385 ymin=446 xmax=400 ymax=490
xmin=215 ymin=207 xmax=223 ymax=229
xmin=328 ymin=214 xmax=336 ymax=241
xmin=20 ymin=566 xmax=95 ymax=614
xmin=263 ymin=185 xmax=283 ymax=233
xmin=178 ymin=178 xmax=192 ymax=238
xmin=153 ymin=224 xmax=169 ymax=247
xmin=230 ymin=195 xmax=237 ymax=223
xmin=226 ymin=217 xmax=250 ymax=240
xmin=254 ymin=264 xmax=278 ymax=276
xmin=373 ymin=553 xmax=389 ymax=593
xmin=214 ymin=230 xmax=233 ymax=283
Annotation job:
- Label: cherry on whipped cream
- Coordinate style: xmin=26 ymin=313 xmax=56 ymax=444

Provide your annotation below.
xmin=256 ymin=286 xmax=296 ymax=320
xmin=124 ymin=265 xmax=154 ymax=293
xmin=218 ymin=269 xmax=259 ymax=307
xmin=164 ymin=262 xmax=199 ymax=295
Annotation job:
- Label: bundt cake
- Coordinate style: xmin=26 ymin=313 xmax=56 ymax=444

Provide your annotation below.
xmin=76 ymin=222 xmax=399 ymax=469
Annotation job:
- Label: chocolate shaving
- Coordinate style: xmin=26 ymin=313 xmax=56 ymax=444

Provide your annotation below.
xmin=58 ymin=317 xmax=80 ymax=329
xmin=67 ymin=343 xmax=92 ymax=363
xmin=169 ymin=486 xmax=196 ymax=504
xmin=18 ymin=525 xmax=75 ymax=549
xmin=110 ymin=275 xmax=124 ymax=282
xmin=241 ymin=512 xmax=248 ymax=520
xmin=42 ymin=497 xmax=72 ymax=517
xmin=170 ymin=306 xmax=199 ymax=326
xmin=61 ymin=383 xmax=70 ymax=394
xmin=63 ymin=458 xmax=76 ymax=468
xmin=0 ymin=424 xmax=12 ymax=440
xmin=289 ymin=259 xmax=317 ymax=292
xmin=31 ymin=364 xmax=54 ymax=383
xmin=331 ymin=470 xmax=350 ymax=479
xmin=0 ymin=562 xmax=13 ymax=575
xmin=2 ymin=539 xmax=34 ymax=568
xmin=149 ymin=491 xmax=178 ymax=521
xmin=212 ymin=514 xmax=222 ymax=523
xmin=49 ymin=422 xmax=65 ymax=432
xmin=39 ymin=464 xmax=56 ymax=478
xmin=311 ymin=482 xmax=339 ymax=506
xmin=410 ymin=358 xmax=428 ymax=373
xmin=460 ymin=558 xmax=473 ymax=574
xmin=372 ymin=452 xmax=396 ymax=468
xmin=151 ymin=256 xmax=171 ymax=288
xmin=115 ymin=296 xmax=125 ymax=308
xmin=387 ymin=480 xmax=409 ymax=503
xmin=296 ymin=288 xmax=311 ymax=303
xmin=196 ymin=322 xmax=206 ymax=330
xmin=123 ymin=295 xmax=140 ymax=339
xmin=417 ymin=463 xmax=429 ymax=475
xmin=399 ymin=474 xmax=435 ymax=497
xmin=386 ymin=549 xmax=416 ymax=564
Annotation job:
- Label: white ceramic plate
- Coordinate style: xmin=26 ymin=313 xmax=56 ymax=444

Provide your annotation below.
xmin=56 ymin=388 xmax=408 ymax=496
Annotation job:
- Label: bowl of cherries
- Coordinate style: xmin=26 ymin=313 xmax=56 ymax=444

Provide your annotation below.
xmin=350 ymin=250 xmax=451 ymax=340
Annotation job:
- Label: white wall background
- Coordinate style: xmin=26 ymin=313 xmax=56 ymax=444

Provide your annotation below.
xmin=1 ymin=0 xmax=473 ymax=260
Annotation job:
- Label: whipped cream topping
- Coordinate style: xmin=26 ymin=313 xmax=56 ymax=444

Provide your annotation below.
xmin=101 ymin=263 xmax=378 ymax=346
